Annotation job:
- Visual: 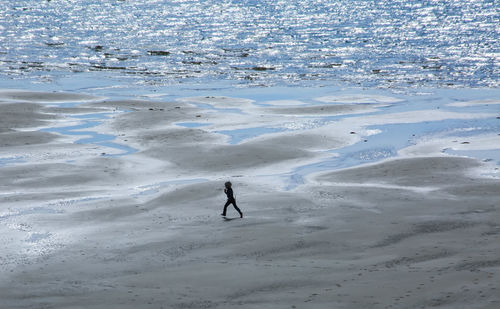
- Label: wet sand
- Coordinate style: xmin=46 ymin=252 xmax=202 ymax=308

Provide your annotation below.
xmin=1 ymin=90 xmax=499 ymax=308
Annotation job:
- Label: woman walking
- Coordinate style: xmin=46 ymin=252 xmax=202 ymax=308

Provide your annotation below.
xmin=221 ymin=181 xmax=243 ymax=218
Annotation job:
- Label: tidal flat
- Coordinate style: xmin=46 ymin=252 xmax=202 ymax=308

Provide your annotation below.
xmin=1 ymin=88 xmax=499 ymax=308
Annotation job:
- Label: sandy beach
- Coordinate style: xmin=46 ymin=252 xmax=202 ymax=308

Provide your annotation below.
xmin=0 ymin=89 xmax=499 ymax=308
xmin=2 ymin=0 xmax=499 ymax=307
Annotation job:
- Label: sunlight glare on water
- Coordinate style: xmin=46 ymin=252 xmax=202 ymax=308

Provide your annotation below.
xmin=0 ymin=0 xmax=498 ymax=91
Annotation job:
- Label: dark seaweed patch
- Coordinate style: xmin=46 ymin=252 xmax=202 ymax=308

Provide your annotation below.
xmin=252 ymin=66 xmax=275 ymax=71
xmin=147 ymin=50 xmax=171 ymax=56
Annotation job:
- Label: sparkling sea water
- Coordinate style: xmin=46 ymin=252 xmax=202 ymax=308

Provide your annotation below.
xmin=1 ymin=0 xmax=499 ymax=174
xmin=1 ymin=0 xmax=498 ymax=94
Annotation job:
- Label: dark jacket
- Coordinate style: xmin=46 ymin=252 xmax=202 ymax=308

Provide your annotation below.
xmin=225 ymin=188 xmax=235 ymax=201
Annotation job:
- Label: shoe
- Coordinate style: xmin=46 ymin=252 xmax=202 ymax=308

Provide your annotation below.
xmin=221 ymin=213 xmax=226 ymax=216
xmin=240 ymin=213 xmax=243 ymax=218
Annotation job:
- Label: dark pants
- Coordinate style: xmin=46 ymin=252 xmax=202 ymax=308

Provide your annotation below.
xmin=222 ymin=199 xmax=242 ymax=216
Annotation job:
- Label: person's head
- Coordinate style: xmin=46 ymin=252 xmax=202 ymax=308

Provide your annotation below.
xmin=224 ymin=181 xmax=232 ymax=189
